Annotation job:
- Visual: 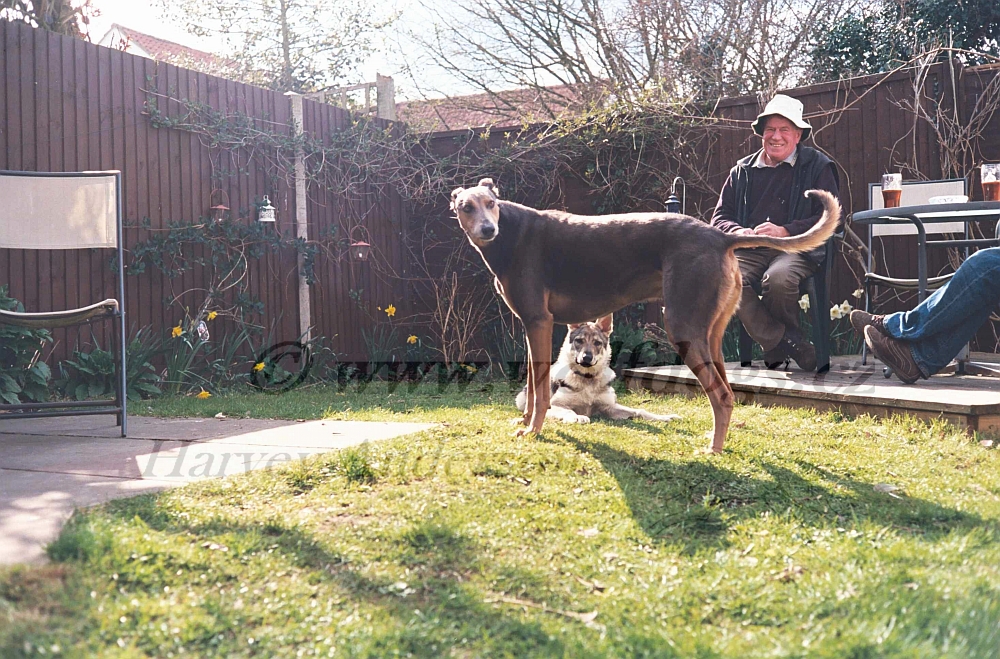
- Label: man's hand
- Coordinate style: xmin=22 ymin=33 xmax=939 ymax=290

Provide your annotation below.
xmin=735 ymin=227 xmax=755 ymax=236
xmin=752 ymin=222 xmax=790 ymax=238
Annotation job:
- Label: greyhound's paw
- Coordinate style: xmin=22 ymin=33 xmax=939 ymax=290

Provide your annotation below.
xmin=696 ymin=445 xmax=724 ymax=456
xmin=514 ymin=427 xmax=536 ymax=437
xmin=561 ymin=414 xmax=590 ymax=424
xmin=658 ymin=414 xmax=682 ymax=422
xmin=509 ymin=417 xmax=529 ymax=426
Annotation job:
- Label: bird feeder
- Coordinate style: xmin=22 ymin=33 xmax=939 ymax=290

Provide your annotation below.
xmin=257 ymin=195 xmax=276 ymax=223
xmin=350 ymin=240 xmax=371 ymax=261
xmin=209 ymin=189 xmax=230 ymax=223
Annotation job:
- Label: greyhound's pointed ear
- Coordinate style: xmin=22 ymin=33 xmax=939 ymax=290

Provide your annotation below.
xmin=595 ymin=314 xmax=614 ymax=334
xmin=567 ymin=322 xmax=584 ymax=332
xmin=478 ymin=178 xmax=500 ymax=198
xmin=449 ymin=187 xmax=464 ymax=211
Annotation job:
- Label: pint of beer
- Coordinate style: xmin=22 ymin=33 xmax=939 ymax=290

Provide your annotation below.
xmin=882 ymin=173 xmax=902 ymax=208
xmin=983 ymin=164 xmax=1000 ymax=202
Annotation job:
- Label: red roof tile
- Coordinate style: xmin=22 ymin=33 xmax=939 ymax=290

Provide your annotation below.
xmin=100 ymin=24 xmax=236 ymax=74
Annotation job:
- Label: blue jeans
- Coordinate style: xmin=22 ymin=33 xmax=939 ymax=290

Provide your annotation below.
xmin=883 ymin=247 xmax=1000 ymax=377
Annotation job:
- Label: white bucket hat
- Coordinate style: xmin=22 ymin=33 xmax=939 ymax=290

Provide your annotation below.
xmin=751 ymin=94 xmax=812 ymax=140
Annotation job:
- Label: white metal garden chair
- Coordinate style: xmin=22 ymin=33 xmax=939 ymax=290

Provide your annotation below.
xmin=0 ymin=171 xmax=127 ymax=436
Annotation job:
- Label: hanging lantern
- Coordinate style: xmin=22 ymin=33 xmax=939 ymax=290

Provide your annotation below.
xmin=666 ymin=176 xmax=686 ymax=215
xmin=350 ymin=240 xmax=371 ymax=261
xmin=209 ymin=189 xmax=230 ymax=222
xmin=257 ymin=195 xmax=276 ymax=223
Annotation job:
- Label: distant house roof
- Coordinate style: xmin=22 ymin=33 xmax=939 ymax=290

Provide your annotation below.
xmin=97 ymin=24 xmax=235 ymax=75
xmin=396 ymin=83 xmax=601 ymax=133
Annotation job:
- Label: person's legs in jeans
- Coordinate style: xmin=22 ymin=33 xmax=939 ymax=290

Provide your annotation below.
xmin=882 ymin=247 xmax=1000 ymax=376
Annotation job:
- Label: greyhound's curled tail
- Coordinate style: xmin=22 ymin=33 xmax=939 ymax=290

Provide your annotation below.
xmin=723 ymin=189 xmax=841 ymax=254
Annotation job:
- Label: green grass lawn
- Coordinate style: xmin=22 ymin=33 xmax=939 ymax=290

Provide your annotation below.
xmin=3 ymin=380 xmax=1000 ymax=657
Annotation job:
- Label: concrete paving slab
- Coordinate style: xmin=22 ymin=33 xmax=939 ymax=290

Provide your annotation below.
xmin=0 ymin=416 xmax=435 ymax=565
xmin=0 ymin=470 xmax=175 ymax=565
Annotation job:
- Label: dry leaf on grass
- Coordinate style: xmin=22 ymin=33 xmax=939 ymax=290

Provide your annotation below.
xmin=874 ymin=483 xmax=903 ymax=498
xmin=575 ymin=576 xmax=606 ymax=593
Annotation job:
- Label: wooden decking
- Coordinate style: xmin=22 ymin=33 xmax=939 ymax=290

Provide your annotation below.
xmin=623 ymin=355 xmax=1000 ymax=433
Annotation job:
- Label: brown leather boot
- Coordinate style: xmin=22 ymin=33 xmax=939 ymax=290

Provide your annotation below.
xmin=763 ymin=347 xmax=789 ymax=370
xmin=864 ymin=326 xmax=922 ymax=384
xmin=776 ymin=326 xmax=816 ymax=372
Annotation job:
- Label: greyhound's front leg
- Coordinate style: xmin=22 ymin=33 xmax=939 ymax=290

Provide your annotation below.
xmin=519 ymin=319 xmax=554 ymax=436
xmin=520 ymin=337 xmax=535 ymax=426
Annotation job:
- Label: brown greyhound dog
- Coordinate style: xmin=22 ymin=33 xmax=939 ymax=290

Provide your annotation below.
xmin=451 ymin=178 xmax=840 ymax=453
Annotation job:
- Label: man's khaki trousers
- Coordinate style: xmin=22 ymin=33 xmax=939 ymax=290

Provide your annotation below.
xmin=735 ymin=247 xmax=817 ymax=352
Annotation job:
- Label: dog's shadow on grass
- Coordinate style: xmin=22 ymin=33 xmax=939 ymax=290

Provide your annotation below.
xmin=59 ymin=498 xmax=579 ymax=655
xmin=553 ymin=431 xmax=986 ymax=554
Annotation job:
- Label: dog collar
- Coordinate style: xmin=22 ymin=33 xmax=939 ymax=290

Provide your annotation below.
xmin=579 ymin=372 xmax=595 ymax=379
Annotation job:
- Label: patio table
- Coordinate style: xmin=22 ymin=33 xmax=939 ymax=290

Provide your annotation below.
xmin=851 ymin=201 xmax=1000 ymax=302
xmin=851 ymin=201 xmax=1000 ymax=377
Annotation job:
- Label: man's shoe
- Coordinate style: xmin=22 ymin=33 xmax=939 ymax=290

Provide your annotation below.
xmin=776 ymin=326 xmax=817 ymax=372
xmin=763 ymin=347 xmax=789 ymax=370
xmin=864 ymin=325 xmax=921 ymax=384
xmin=849 ymin=310 xmax=888 ymax=337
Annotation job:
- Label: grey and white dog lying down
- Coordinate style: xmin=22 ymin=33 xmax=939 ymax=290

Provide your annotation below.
xmin=516 ymin=315 xmax=680 ymax=424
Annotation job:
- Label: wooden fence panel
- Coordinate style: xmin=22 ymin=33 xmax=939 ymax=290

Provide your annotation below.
xmin=1 ymin=22 xmax=407 ymax=363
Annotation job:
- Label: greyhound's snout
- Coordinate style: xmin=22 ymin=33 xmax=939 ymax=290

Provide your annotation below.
xmin=479 ymin=224 xmax=497 ymax=240
xmin=578 ymin=352 xmax=594 ymax=366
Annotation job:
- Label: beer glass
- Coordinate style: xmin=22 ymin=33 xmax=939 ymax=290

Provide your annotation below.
xmin=983 ymin=164 xmax=1000 ymax=202
xmin=881 ymin=173 xmax=902 ymax=208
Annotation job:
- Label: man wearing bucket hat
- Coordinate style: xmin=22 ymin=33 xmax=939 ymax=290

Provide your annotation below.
xmin=711 ymin=94 xmax=841 ymax=372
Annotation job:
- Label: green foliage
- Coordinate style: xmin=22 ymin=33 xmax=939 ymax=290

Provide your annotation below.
xmin=337 ymin=446 xmax=377 ymax=484
xmin=609 ymin=309 xmax=678 ymax=371
xmin=810 ymin=0 xmax=1000 ymax=80
xmin=0 ymin=285 xmax=52 ymax=405
xmin=125 ymin=326 xmax=165 ymax=399
xmin=127 ymin=215 xmax=316 ymax=325
xmin=161 ymin=332 xmax=209 ymax=395
xmin=58 ymin=347 xmax=117 ymax=401
xmin=56 ymin=327 xmax=163 ymax=402
xmin=360 ymin=323 xmax=400 ymax=363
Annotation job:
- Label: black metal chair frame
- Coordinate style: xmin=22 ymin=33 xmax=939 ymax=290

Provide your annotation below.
xmin=0 ymin=170 xmax=127 ymax=436
xmin=854 ymin=180 xmax=1000 ymax=368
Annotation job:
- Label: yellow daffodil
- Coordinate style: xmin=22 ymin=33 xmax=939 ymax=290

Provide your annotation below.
xmin=207 ymin=311 xmax=218 ymax=321
xmin=171 ymin=325 xmax=183 ymax=338
xmin=798 ymin=294 xmax=810 ymax=311
xmin=196 ymin=389 xmax=212 ymax=399
xmin=852 ymin=288 xmax=864 ymax=299
xmin=253 ymin=362 xmax=265 ymax=372
xmin=385 ymin=304 xmax=396 ymax=317
xmin=830 ymin=304 xmax=843 ymax=320
xmin=839 ymin=300 xmax=853 ymax=315
xmin=407 ymin=335 xmax=418 ymax=345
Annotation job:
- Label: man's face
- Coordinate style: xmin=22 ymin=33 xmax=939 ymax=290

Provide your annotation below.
xmin=761 ymin=116 xmax=802 ymax=164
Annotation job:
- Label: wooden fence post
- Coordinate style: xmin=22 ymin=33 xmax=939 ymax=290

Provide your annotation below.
xmin=285 ymin=91 xmax=312 ymax=342
xmin=376 ymin=74 xmax=396 ymax=121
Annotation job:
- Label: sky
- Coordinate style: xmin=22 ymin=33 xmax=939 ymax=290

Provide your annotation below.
xmin=84 ymin=0 xmax=457 ymax=101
